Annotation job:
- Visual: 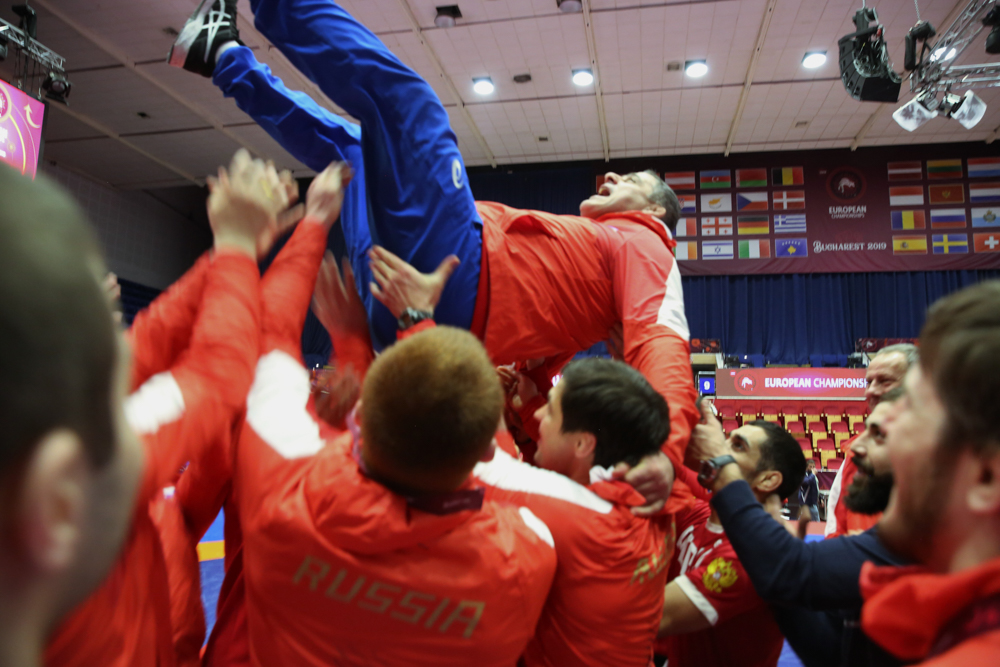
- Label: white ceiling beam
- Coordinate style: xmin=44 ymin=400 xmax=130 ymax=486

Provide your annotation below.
xmin=32 ymin=0 xmax=259 ymax=158
xmin=395 ymin=0 xmax=497 ymax=167
xmin=723 ymin=0 xmax=777 ymax=156
xmin=582 ymin=0 xmax=611 ymax=162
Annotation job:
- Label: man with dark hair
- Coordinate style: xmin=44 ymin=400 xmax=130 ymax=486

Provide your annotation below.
xmin=689 ymin=393 xmax=908 ymax=667
xmin=861 ymin=281 xmax=1000 ymax=665
xmin=168 ymin=0 xmax=699 ymax=519
xmin=656 ymin=418 xmax=805 ymax=667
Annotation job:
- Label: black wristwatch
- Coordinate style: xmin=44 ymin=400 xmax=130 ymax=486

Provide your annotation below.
xmin=697 ymin=455 xmax=737 ymax=489
xmin=397 ymin=307 xmax=434 ymax=331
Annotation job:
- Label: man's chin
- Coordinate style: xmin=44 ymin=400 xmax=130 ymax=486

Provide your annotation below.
xmin=580 ymin=197 xmax=610 ymax=219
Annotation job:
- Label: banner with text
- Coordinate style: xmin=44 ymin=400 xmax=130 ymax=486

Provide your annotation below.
xmin=716 ymin=368 xmax=867 ymax=400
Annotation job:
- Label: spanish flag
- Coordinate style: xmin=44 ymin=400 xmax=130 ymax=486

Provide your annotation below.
xmin=892 ymin=235 xmax=928 ymax=255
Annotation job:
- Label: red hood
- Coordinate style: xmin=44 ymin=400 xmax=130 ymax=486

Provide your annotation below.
xmin=596 ymin=211 xmax=677 ymax=252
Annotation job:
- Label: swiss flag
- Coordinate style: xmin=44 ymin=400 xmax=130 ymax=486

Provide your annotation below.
xmin=974 ymin=233 xmax=1000 ymax=253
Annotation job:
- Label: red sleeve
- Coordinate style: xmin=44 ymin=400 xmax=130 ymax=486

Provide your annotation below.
xmin=613 ymin=235 xmax=699 ymax=512
xmin=674 ymin=463 xmax=713 ymax=503
xmin=128 ymin=251 xmax=261 ymax=499
xmin=127 ymin=253 xmax=211 ymax=392
xmin=680 ymin=548 xmax=764 ymax=625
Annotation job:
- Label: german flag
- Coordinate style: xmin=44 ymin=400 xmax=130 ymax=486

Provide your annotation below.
xmin=737 ymin=215 xmax=769 ymax=235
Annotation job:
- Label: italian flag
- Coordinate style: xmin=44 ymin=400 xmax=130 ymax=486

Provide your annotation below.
xmin=738 ymin=239 xmax=771 ymax=258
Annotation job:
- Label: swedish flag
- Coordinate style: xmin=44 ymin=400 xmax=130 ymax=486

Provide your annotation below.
xmin=932 ymin=234 xmax=969 ymax=254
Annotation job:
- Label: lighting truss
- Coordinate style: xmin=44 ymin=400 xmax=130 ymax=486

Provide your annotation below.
xmin=908 ymin=0 xmax=1000 ymax=95
xmin=0 ymin=18 xmax=66 ymax=72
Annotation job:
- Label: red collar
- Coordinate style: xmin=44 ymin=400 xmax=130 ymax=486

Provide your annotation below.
xmin=860 ymin=556 xmax=1000 ymax=660
xmin=595 ymin=211 xmax=677 ymax=252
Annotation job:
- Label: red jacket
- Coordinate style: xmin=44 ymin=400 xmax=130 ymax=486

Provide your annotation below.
xmin=44 ymin=251 xmax=261 ymax=667
xmin=472 ymin=203 xmax=699 ymax=512
xmin=861 ymin=557 xmax=1000 ymax=665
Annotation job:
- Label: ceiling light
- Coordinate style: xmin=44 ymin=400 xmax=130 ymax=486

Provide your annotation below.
xmin=984 ymin=7 xmax=1000 ymax=55
xmin=802 ymin=51 xmax=827 ymax=68
xmin=572 ymin=69 xmax=594 ymax=86
xmin=434 ymin=5 xmax=462 ymax=28
xmin=685 ymin=60 xmax=708 ymax=78
xmin=42 ymin=72 xmax=71 ymax=105
xmin=472 ymin=77 xmax=494 ymax=95
xmin=557 ymin=0 xmax=582 ymax=13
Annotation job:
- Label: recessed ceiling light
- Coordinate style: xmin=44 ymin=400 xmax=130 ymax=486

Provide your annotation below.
xmin=472 ymin=77 xmax=494 ymax=95
xmin=572 ymin=69 xmax=594 ymax=86
xmin=513 ymin=73 xmax=532 ymax=84
xmin=685 ymin=60 xmax=708 ymax=78
xmin=557 ymin=0 xmax=582 ymax=13
xmin=666 ymin=61 xmax=682 ymax=72
xmin=434 ymin=5 xmax=462 ymax=28
xmin=802 ymin=51 xmax=827 ymax=68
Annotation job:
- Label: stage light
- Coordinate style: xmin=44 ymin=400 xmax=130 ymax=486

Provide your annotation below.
xmin=945 ymin=90 xmax=987 ymax=129
xmin=557 ymin=0 xmax=582 ymax=13
xmin=685 ymin=60 xmax=708 ymax=78
xmin=472 ymin=77 xmax=494 ymax=95
xmin=571 ymin=69 xmax=593 ymax=86
xmin=984 ymin=7 xmax=1000 ymax=55
xmin=802 ymin=51 xmax=827 ymax=68
xmin=929 ymin=46 xmax=956 ymax=62
xmin=892 ymin=94 xmax=937 ymax=132
xmin=42 ymin=72 xmax=71 ymax=104
xmin=434 ymin=5 xmax=461 ymax=28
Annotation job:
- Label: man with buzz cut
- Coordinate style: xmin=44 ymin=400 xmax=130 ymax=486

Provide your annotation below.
xmin=168 ymin=0 xmax=699 ymax=515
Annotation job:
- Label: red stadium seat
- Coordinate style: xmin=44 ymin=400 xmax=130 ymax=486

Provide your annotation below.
xmin=845 ymin=404 xmax=867 ymax=430
xmin=780 ymin=404 xmax=800 ymax=427
xmin=816 ymin=439 xmax=837 ymax=468
xmin=830 ymin=421 xmax=851 ymax=451
xmin=796 ymin=437 xmax=812 ymax=453
xmin=786 ymin=420 xmax=805 ymax=436
xmin=823 ymin=404 xmax=844 ymax=430
xmin=802 ymin=404 xmax=822 ymax=428
xmin=761 ymin=403 xmax=780 ymax=423
xmin=722 ymin=419 xmax=739 ymax=435
xmin=827 ymin=457 xmax=845 ymax=471
xmin=807 ymin=421 xmax=828 ymax=449
xmin=737 ymin=403 xmax=760 ymax=425
xmin=718 ymin=405 xmax=737 ymax=420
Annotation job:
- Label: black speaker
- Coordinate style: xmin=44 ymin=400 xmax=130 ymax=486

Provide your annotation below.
xmin=838 ymin=36 xmax=901 ymax=102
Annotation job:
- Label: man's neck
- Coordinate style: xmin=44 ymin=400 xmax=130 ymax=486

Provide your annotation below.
xmin=943 ymin=525 xmax=1000 ymax=574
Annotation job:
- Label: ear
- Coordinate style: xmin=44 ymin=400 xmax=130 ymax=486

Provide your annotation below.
xmin=574 ymin=432 xmax=597 ymax=462
xmin=644 ymin=203 xmax=667 ymax=219
xmin=967 ymin=449 xmax=1000 ymax=515
xmin=18 ymin=430 xmax=89 ymax=573
xmin=752 ymin=469 xmax=783 ymax=496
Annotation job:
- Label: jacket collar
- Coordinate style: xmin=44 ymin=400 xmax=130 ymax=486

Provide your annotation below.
xmin=595 ymin=211 xmax=677 ymax=252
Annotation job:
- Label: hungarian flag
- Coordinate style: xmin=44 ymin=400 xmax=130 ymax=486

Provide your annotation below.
xmin=775 ymin=238 xmax=808 ymax=257
xmin=736 ymin=192 xmax=768 ymax=212
xmin=968 ymin=157 xmax=1000 ymax=179
xmin=930 ymin=209 xmax=967 ymax=229
xmin=678 ymin=194 xmax=697 ymax=213
xmin=663 ymin=171 xmax=696 ymax=190
xmin=887 ymin=161 xmax=922 ymax=181
xmin=674 ymin=241 xmax=698 ymax=260
xmin=932 ymin=234 xmax=969 ymax=254
xmin=889 ymin=186 xmax=924 ymax=207
xmin=772 ymin=190 xmax=805 ymax=210
xmin=891 ymin=210 xmax=926 ymax=230
xmin=701 ymin=193 xmax=732 ymax=212
xmin=702 ymin=240 xmax=734 ymax=260
xmin=700 ymin=170 xmax=732 ymax=189
xmin=772 ymin=167 xmax=804 ymax=186
xmin=972 ymin=208 xmax=1000 ymax=228
xmin=737 ymin=216 xmax=770 ymax=235
xmin=738 ymin=239 xmax=771 ymax=259
xmin=736 ymin=168 xmax=768 ymax=188
xmin=892 ymin=235 xmax=928 ymax=255
xmin=974 ymin=232 xmax=1000 ymax=252
xmin=926 ymin=159 xmax=963 ymax=180
xmin=928 ymin=184 xmax=965 ymax=205
xmin=701 ymin=217 xmax=733 ymax=236
xmin=969 ymin=182 xmax=1000 ymax=204
xmin=674 ymin=218 xmax=697 ymax=237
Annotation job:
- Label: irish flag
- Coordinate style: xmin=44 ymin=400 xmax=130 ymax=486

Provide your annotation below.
xmin=738 ymin=239 xmax=770 ymax=259
xmin=674 ymin=241 xmax=698 ymax=260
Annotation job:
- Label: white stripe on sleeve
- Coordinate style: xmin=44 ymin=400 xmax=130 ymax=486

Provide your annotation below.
xmin=676 ymin=574 xmax=720 ymax=626
xmin=246 ymin=350 xmax=326 ymax=459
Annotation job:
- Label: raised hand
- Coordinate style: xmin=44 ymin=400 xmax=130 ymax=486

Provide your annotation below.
xmin=305 ymin=162 xmax=353 ymax=229
xmin=313 ymin=252 xmax=369 ymax=342
xmin=368 ymin=245 xmax=460 ymax=319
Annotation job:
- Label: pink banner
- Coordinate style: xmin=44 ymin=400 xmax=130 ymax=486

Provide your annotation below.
xmin=0 ymin=79 xmax=45 ymax=179
xmin=716 ymin=368 xmax=867 ymax=400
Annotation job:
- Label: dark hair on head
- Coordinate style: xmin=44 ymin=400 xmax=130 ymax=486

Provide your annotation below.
xmin=0 ymin=165 xmax=117 ymax=474
xmin=919 ymin=280 xmax=1000 ymax=457
xmin=558 ymin=358 xmax=670 ymax=468
xmin=643 ymin=170 xmax=681 ymax=234
xmin=748 ymin=420 xmax=807 ymax=500
xmin=361 ymin=326 xmax=503 ymax=479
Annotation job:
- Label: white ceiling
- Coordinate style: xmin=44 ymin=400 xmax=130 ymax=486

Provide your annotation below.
xmin=1 ymin=0 xmax=997 ymax=190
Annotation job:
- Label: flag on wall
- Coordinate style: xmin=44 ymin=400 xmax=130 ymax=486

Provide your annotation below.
xmin=892 ymin=235 xmax=928 ymax=255
xmin=969 ymin=182 xmax=1000 ymax=204
xmin=932 ymin=234 xmax=969 ymax=254
xmin=772 ymin=190 xmax=805 ymax=210
xmin=678 ymin=194 xmax=697 ymax=213
xmin=738 ymin=239 xmax=771 ymax=259
xmin=889 ymin=186 xmax=924 ymax=207
xmin=974 ymin=232 xmax=1000 ymax=252
xmin=663 ymin=171 xmax=696 ymax=190
xmin=972 ymin=208 xmax=1000 ymax=227
xmin=737 ymin=216 xmax=770 ymax=235
xmin=928 ymin=184 xmax=965 ymax=205
xmin=736 ymin=168 xmax=768 ymax=188
xmin=968 ymin=158 xmax=1000 ymax=179
xmin=701 ymin=193 xmax=732 ymax=212
xmin=772 ymin=167 xmax=804 ymax=186
xmin=887 ymin=161 xmax=922 ymax=181
xmin=675 ymin=218 xmax=697 ymax=237
xmin=775 ymin=238 xmax=808 ymax=257
xmin=736 ymin=192 xmax=768 ymax=211
xmin=674 ymin=241 xmax=698 ymax=260
xmin=702 ymin=240 xmax=734 ymax=259
xmin=890 ymin=210 xmax=926 ymax=230
xmin=701 ymin=217 xmax=733 ymax=236
xmin=700 ymin=170 xmax=732 ymax=189
xmin=926 ymin=159 xmax=963 ymax=180
xmin=774 ymin=214 xmax=807 ymax=234
xmin=930 ymin=209 xmax=967 ymax=229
